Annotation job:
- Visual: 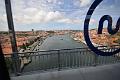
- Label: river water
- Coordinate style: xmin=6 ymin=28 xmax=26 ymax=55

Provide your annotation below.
xmin=35 ymin=34 xmax=86 ymax=51
xmin=22 ymin=35 xmax=118 ymax=73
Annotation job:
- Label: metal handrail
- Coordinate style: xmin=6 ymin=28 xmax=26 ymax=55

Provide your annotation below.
xmin=4 ymin=45 xmax=120 ymax=75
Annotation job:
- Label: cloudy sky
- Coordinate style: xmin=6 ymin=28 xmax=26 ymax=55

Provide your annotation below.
xmin=0 ymin=0 xmax=120 ymax=31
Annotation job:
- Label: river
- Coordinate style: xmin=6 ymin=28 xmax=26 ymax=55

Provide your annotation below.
xmin=22 ymin=35 xmax=117 ymax=73
xmin=34 ymin=35 xmax=86 ymax=51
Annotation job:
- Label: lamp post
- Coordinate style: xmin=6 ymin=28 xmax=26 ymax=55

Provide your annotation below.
xmin=5 ymin=0 xmax=20 ymax=75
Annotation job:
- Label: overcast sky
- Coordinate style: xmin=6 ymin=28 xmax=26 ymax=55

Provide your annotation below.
xmin=0 ymin=0 xmax=120 ymax=31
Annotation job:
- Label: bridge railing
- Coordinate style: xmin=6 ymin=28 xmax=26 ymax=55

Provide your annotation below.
xmin=4 ymin=45 xmax=120 ymax=75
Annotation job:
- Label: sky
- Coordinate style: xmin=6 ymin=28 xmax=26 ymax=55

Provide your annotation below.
xmin=0 ymin=0 xmax=120 ymax=31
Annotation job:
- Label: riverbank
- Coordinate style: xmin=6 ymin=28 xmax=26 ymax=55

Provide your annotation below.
xmin=71 ymin=35 xmax=100 ymax=47
xmin=19 ymin=36 xmax=48 ymax=70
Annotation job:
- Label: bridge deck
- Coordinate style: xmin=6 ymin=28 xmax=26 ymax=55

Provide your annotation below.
xmin=11 ymin=63 xmax=120 ymax=80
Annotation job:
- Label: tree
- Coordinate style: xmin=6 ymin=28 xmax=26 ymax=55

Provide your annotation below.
xmin=21 ymin=43 xmax=26 ymax=50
